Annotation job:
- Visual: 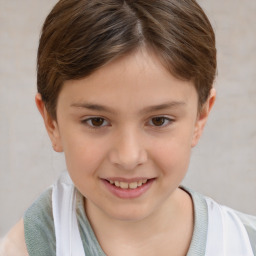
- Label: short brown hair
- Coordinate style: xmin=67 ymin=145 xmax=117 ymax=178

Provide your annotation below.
xmin=37 ymin=0 xmax=216 ymax=119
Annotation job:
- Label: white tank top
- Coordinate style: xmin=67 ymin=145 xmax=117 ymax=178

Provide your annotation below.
xmin=205 ymin=197 xmax=254 ymax=256
xmin=52 ymin=172 xmax=254 ymax=256
xmin=52 ymin=172 xmax=85 ymax=256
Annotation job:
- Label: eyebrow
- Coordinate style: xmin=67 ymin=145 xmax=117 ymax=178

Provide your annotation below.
xmin=139 ymin=101 xmax=186 ymax=114
xmin=70 ymin=101 xmax=186 ymax=114
xmin=71 ymin=103 xmax=116 ymax=114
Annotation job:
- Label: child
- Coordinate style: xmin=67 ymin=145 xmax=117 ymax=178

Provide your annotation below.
xmin=1 ymin=0 xmax=255 ymax=255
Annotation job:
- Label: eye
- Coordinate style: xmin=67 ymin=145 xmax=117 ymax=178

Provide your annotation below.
xmin=148 ymin=116 xmax=173 ymax=127
xmin=82 ymin=117 xmax=109 ymax=128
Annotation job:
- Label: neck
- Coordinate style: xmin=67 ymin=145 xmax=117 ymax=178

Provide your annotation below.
xmin=85 ymin=188 xmax=194 ymax=255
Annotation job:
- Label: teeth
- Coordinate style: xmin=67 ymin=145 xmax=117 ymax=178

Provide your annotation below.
xmin=109 ymin=179 xmax=148 ymax=189
xmin=137 ymin=181 xmax=142 ymax=186
xmin=129 ymin=182 xmax=138 ymax=189
xmin=120 ymin=182 xmax=129 ymax=189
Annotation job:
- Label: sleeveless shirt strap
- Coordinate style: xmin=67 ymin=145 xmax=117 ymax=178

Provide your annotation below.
xmin=205 ymin=197 xmax=254 ymax=256
xmin=52 ymin=172 xmax=86 ymax=256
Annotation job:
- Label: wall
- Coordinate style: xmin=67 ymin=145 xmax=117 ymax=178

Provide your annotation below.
xmin=0 ymin=0 xmax=255 ymax=236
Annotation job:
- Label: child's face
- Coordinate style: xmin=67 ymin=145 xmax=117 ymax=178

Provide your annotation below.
xmin=40 ymin=49 xmax=214 ymax=221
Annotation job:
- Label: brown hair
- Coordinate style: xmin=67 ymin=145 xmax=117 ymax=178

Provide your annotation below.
xmin=37 ymin=0 xmax=216 ymax=119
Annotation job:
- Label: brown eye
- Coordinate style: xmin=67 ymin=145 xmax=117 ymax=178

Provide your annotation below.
xmin=151 ymin=117 xmax=165 ymax=126
xmin=149 ymin=117 xmax=173 ymax=127
xmin=82 ymin=117 xmax=109 ymax=128
xmin=91 ymin=118 xmax=105 ymax=126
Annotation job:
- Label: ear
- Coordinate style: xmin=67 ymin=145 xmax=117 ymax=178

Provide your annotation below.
xmin=35 ymin=93 xmax=63 ymax=152
xmin=191 ymin=88 xmax=216 ymax=147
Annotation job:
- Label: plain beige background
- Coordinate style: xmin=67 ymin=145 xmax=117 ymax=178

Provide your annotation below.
xmin=0 ymin=0 xmax=256 ymax=237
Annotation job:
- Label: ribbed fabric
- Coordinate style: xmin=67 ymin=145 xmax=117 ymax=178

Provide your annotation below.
xmin=24 ymin=189 xmax=56 ymax=256
xmin=184 ymin=187 xmax=208 ymax=256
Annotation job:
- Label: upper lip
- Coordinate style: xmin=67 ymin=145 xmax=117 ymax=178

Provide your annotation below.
xmin=103 ymin=177 xmax=155 ymax=183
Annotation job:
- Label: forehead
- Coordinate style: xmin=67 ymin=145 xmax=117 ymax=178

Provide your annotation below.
xmin=57 ymin=48 xmax=198 ymax=113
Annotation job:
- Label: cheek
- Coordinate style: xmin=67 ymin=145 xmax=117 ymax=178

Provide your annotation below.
xmin=63 ymin=138 xmax=109 ymax=198
xmin=62 ymin=134 xmax=108 ymax=177
xmin=151 ymin=131 xmax=193 ymax=177
xmin=155 ymin=144 xmax=191 ymax=172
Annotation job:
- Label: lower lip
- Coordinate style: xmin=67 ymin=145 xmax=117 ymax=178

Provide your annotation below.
xmin=102 ymin=179 xmax=155 ymax=199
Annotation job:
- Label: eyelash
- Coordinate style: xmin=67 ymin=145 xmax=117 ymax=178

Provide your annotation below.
xmin=81 ymin=116 xmax=174 ymax=129
xmin=81 ymin=117 xmax=110 ymax=129
xmin=147 ymin=116 xmax=174 ymax=127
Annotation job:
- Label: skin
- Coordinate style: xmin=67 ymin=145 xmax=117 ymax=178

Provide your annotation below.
xmin=0 ymin=219 xmax=28 ymax=256
xmin=2 ymin=48 xmax=215 ymax=256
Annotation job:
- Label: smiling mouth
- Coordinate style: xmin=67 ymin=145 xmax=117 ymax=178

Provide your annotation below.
xmin=102 ymin=178 xmax=155 ymax=199
xmin=106 ymin=179 xmax=153 ymax=189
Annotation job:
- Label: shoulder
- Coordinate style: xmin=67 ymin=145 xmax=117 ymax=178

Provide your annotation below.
xmin=0 ymin=219 xmax=28 ymax=256
xmin=235 ymin=209 xmax=256 ymax=232
xmin=24 ymin=187 xmax=53 ymax=226
xmin=184 ymin=187 xmax=256 ymax=253
xmin=201 ymin=193 xmax=256 ymax=239
xmin=1 ymin=188 xmax=56 ymax=256
xmin=235 ymin=210 xmax=256 ymax=252
xmin=24 ymin=187 xmax=56 ymax=255
xmin=205 ymin=195 xmax=256 ymax=253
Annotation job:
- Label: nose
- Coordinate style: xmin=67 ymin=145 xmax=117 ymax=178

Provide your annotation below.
xmin=108 ymin=128 xmax=148 ymax=170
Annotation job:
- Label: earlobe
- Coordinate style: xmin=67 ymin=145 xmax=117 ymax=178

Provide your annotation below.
xmin=35 ymin=93 xmax=63 ymax=152
xmin=191 ymin=88 xmax=216 ymax=147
